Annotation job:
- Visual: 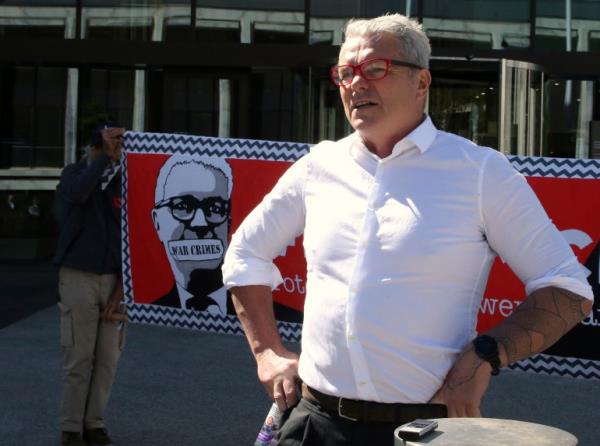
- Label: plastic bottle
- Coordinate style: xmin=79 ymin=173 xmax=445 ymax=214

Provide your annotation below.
xmin=254 ymin=403 xmax=283 ymax=446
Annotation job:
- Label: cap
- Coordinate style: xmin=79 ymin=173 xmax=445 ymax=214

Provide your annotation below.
xmin=90 ymin=120 xmax=120 ymax=147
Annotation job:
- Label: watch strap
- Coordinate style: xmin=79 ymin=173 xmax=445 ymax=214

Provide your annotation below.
xmin=473 ymin=335 xmax=501 ymax=376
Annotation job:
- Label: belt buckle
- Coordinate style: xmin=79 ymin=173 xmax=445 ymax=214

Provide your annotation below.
xmin=337 ymin=398 xmax=358 ymax=422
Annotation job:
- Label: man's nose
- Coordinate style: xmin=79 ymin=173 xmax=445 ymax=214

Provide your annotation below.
xmin=189 ymin=208 xmax=208 ymax=227
xmin=349 ymin=72 xmax=368 ymax=89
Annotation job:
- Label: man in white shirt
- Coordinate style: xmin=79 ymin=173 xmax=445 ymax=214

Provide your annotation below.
xmin=222 ymin=14 xmax=594 ymax=445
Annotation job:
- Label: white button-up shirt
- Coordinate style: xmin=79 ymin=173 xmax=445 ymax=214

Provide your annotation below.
xmin=222 ymin=116 xmax=593 ymax=404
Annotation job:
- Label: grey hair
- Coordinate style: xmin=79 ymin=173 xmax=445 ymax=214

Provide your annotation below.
xmin=154 ymin=156 xmax=233 ymax=205
xmin=343 ymin=13 xmax=431 ymax=69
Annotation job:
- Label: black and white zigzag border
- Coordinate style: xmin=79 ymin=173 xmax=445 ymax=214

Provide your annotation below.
xmin=126 ymin=303 xmax=302 ymax=342
xmin=510 ymin=354 xmax=600 ymax=380
xmin=508 ymin=155 xmax=600 ymax=179
xmin=120 ymin=154 xmax=133 ymax=307
xmin=123 ymin=131 xmax=310 ymax=162
xmin=123 ymin=132 xmax=600 ymax=178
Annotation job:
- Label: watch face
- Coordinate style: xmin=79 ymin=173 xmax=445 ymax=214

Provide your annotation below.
xmin=475 ymin=335 xmax=498 ymax=360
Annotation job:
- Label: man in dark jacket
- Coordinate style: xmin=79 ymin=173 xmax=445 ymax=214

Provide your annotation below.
xmin=54 ymin=122 xmax=125 ymax=446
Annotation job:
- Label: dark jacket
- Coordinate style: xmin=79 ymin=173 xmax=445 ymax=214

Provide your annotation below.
xmin=53 ymin=153 xmax=121 ymax=274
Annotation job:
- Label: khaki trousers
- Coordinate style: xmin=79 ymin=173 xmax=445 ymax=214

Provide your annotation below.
xmin=58 ymin=267 xmax=124 ymax=432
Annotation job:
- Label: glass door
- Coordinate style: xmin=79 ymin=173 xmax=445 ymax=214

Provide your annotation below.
xmin=499 ymin=59 xmax=545 ymax=157
xmin=428 ymin=59 xmax=500 ymax=148
xmin=542 ymin=76 xmax=598 ymax=159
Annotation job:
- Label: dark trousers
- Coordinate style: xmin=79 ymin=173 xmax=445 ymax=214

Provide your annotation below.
xmin=278 ymin=398 xmax=399 ymax=446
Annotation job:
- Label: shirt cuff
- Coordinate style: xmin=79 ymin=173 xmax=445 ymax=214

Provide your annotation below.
xmin=222 ymin=258 xmax=284 ymax=291
xmin=525 ymin=263 xmax=594 ymax=301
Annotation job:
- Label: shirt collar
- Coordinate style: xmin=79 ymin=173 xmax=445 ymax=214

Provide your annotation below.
xmin=396 ymin=115 xmax=437 ymax=155
xmin=349 ymin=115 xmax=438 ymax=162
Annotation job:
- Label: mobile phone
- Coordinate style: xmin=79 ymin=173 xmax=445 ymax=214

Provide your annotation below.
xmin=394 ymin=419 xmax=438 ymax=441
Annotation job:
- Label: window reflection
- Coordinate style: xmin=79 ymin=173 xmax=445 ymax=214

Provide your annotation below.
xmin=82 ymin=1 xmax=190 ymax=41
xmin=313 ymin=71 xmax=352 ymax=142
xmin=0 ymin=66 xmax=66 ymax=168
xmin=542 ymin=78 xmax=595 ymax=158
xmin=0 ymin=1 xmax=75 ymax=39
xmin=430 ymin=75 xmax=499 ymax=147
xmin=253 ymin=22 xmax=304 ymax=44
xmin=78 ymin=69 xmax=134 ymax=149
xmin=250 ymin=69 xmax=310 ymax=142
xmin=428 ymin=30 xmax=492 ymax=49
xmin=0 ymin=190 xmax=56 ymax=244
xmin=590 ymin=32 xmax=600 ymax=52
xmin=310 ymin=0 xmax=413 ymax=47
xmin=195 ymin=19 xmax=240 ymax=43
xmin=147 ymin=70 xmax=228 ymax=137
xmin=536 ymin=0 xmax=600 ymax=52
xmin=424 ymin=0 xmax=530 ymax=50
xmin=197 ymin=0 xmax=304 ymax=44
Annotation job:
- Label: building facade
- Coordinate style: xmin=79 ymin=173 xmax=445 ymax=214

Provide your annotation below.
xmin=1 ymin=0 xmax=599 ymax=257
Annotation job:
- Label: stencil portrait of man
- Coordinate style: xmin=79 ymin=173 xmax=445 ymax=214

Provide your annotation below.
xmin=151 ymin=156 xmax=234 ymax=315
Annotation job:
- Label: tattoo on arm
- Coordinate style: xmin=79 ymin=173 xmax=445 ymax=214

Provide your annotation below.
xmin=491 ymin=287 xmax=589 ymax=365
xmin=446 ymin=345 xmax=485 ymax=390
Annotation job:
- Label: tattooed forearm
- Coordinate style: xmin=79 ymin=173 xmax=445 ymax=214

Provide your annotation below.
xmin=446 ymin=345 xmax=485 ymax=390
xmin=487 ymin=287 xmax=591 ymax=365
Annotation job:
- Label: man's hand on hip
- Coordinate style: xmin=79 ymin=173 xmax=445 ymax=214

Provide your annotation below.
xmin=428 ymin=345 xmax=492 ymax=417
xmin=256 ymin=348 xmax=300 ymax=412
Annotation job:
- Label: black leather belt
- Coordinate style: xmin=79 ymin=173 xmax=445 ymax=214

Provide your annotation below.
xmin=301 ymin=383 xmax=447 ymax=424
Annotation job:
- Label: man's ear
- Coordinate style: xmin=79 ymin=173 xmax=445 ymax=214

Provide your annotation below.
xmin=416 ymin=69 xmax=432 ymax=99
xmin=152 ymin=209 xmax=160 ymax=232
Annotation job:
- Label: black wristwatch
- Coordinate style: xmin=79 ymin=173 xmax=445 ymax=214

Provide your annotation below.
xmin=472 ymin=335 xmax=501 ymax=376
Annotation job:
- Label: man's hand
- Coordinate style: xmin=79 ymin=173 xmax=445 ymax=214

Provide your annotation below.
xmin=230 ymin=285 xmax=300 ymax=411
xmin=256 ymin=348 xmax=300 ymax=412
xmin=101 ymin=127 xmax=125 ymax=162
xmin=430 ymin=286 xmax=591 ymax=418
xmin=101 ymin=278 xmax=124 ymax=322
xmin=429 ymin=345 xmax=492 ymax=417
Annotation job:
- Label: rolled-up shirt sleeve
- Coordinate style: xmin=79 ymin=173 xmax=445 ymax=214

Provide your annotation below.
xmin=480 ymin=151 xmax=593 ymax=301
xmin=222 ymin=155 xmax=308 ymax=290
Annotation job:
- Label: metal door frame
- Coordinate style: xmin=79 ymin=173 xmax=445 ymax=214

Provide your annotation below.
xmin=499 ymin=59 xmax=545 ymax=156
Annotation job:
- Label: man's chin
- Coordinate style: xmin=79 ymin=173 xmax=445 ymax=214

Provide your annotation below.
xmin=351 ymin=116 xmax=376 ymax=132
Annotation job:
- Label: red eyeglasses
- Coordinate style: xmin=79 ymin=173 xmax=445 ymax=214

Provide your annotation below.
xmin=330 ymin=58 xmax=423 ymax=87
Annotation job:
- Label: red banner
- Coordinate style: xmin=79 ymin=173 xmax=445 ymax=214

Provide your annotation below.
xmin=122 ymin=134 xmax=600 ymax=378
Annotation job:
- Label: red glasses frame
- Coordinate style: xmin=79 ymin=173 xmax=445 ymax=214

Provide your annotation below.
xmin=330 ymin=58 xmax=423 ymax=87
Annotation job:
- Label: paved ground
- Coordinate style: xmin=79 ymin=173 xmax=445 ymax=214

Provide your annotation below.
xmin=1 ymin=261 xmax=599 ymax=445
xmin=0 ymin=260 xmax=59 ymax=329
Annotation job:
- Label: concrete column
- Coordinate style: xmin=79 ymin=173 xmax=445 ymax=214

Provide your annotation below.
xmin=133 ymin=70 xmax=146 ymax=132
xmin=576 ymin=80 xmax=592 ymax=158
xmin=218 ymin=79 xmax=231 ymax=138
xmin=64 ymin=68 xmax=79 ymax=165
